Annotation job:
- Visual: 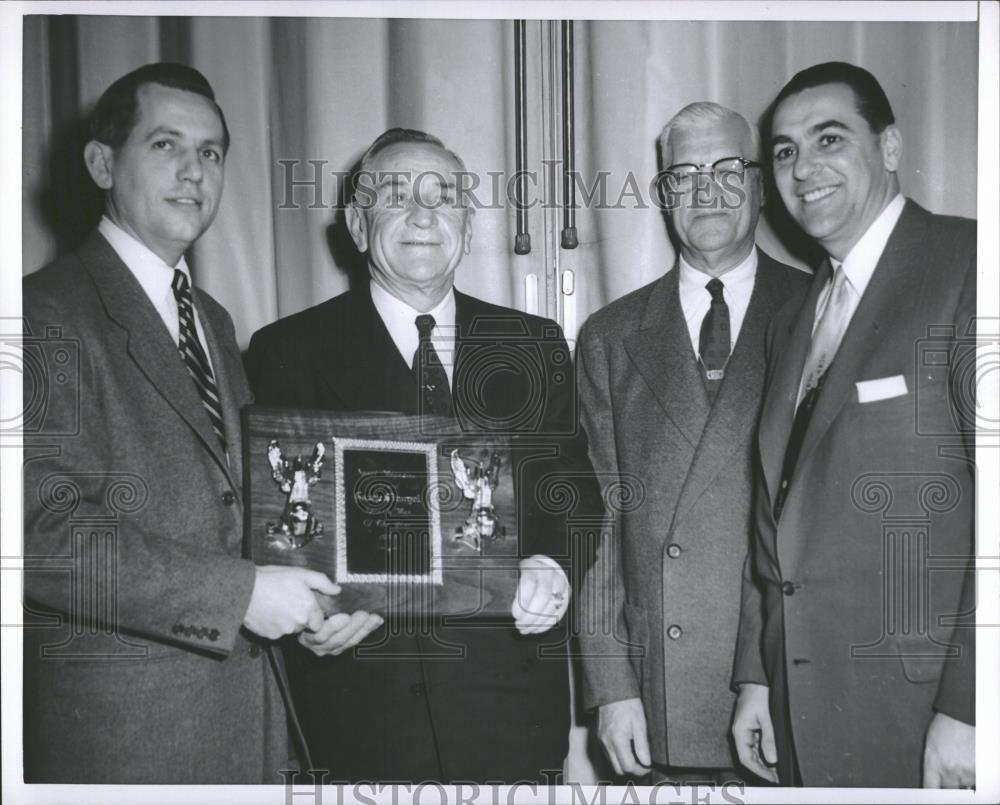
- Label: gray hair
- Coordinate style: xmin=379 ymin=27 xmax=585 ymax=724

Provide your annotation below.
xmin=658 ymin=102 xmax=760 ymax=166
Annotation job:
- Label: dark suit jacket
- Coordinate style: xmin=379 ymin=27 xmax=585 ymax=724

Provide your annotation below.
xmin=245 ymin=285 xmax=597 ymax=782
xmin=733 ymin=200 xmax=977 ymax=786
xmin=576 ymin=250 xmax=808 ymax=768
xmin=21 ymin=231 xmax=288 ymax=783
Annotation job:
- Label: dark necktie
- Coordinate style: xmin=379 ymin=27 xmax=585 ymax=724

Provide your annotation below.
xmin=698 ymin=277 xmax=730 ymax=398
xmin=412 ymin=314 xmax=453 ymax=417
xmin=171 ymin=270 xmax=227 ymax=453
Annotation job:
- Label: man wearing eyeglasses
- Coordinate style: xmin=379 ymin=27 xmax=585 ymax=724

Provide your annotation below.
xmin=577 ymin=102 xmax=807 ymax=785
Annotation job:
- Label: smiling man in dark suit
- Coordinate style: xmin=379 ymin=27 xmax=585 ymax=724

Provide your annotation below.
xmin=246 ymin=128 xmax=595 ymax=783
xmin=22 ymin=62 xmax=340 ymax=783
xmin=731 ymin=61 xmax=976 ymax=789
xmin=576 ymin=102 xmax=807 ymax=785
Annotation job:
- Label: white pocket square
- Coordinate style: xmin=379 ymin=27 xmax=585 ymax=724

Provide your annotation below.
xmin=857 ymin=375 xmax=908 ymax=403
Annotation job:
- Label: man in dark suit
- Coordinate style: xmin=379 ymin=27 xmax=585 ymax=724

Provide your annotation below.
xmin=22 ymin=63 xmax=340 ymax=783
xmin=731 ymin=62 xmax=976 ymax=788
xmin=576 ymin=102 xmax=807 ymax=784
xmin=245 ymin=128 xmax=595 ymax=783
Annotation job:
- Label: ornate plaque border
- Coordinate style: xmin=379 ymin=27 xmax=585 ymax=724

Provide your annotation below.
xmin=333 ymin=436 xmax=443 ymax=585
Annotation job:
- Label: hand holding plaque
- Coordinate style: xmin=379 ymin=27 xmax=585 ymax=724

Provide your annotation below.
xmin=243 ymin=408 xmax=527 ymax=617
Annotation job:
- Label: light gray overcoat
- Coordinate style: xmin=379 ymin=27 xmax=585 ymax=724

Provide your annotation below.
xmin=577 ymin=251 xmax=806 ymax=768
xmin=22 ymin=231 xmax=289 ymax=783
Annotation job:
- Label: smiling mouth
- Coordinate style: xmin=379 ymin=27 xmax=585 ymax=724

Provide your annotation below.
xmin=799 ymin=186 xmax=838 ymax=204
xmin=167 ymin=198 xmax=203 ymax=208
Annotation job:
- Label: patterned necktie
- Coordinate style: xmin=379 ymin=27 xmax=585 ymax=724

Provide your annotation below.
xmin=797 ymin=263 xmax=853 ymax=405
xmin=412 ymin=314 xmax=453 ymax=417
xmin=699 ymin=278 xmax=731 ymax=395
xmin=171 ymin=270 xmax=227 ymax=453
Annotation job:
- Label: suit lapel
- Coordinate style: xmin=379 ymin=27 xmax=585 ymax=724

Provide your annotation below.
xmin=317 ymin=287 xmax=419 ymax=413
xmin=672 ymin=252 xmax=790 ymax=527
xmin=77 ymin=232 xmax=233 ymax=481
xmin=794 ymin=201 xmax=927 ymax=472
xmin=758 ymin=261 xmax=827 ymax=503
xmin=623 ymin=269 xmax=710 ymax=448
xmin=195 ymin=297 xmax=241 ymax=490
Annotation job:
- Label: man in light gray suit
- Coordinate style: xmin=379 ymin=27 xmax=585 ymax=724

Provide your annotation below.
xmin=577 ymin=102 xmax=807 ymax=784
xmin=22 ymin=62 xmax=340 ymax=783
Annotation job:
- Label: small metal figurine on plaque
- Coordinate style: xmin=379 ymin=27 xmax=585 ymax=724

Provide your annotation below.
xmin=450 ymin=448 xmax=505 ymax=551
xmin=265 ymin=440 xmax=326 ymax=550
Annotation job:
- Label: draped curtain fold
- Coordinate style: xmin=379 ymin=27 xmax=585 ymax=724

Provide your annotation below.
xmin=22 ymin=16 xmax=978 ymax=348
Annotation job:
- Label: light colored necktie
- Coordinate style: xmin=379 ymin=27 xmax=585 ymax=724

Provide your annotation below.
xmin=797 ymin=265 xmax=853 ymax=405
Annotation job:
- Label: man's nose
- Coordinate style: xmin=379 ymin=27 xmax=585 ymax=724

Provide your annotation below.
xmin=792 ymin=148 xmax=818 ymax=182
xmin=178 ymin=148 xmax=204 ymax=182
xmin=406 ymin=200 xmax=434 ymax=227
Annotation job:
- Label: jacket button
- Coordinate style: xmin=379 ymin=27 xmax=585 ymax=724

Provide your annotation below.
xmin=782 ymin=581 xmax=796 ymax=596
xmin=666 ymin=624 xmax=682 ymax=640
xmin=221 ymin=491 xmax=236 ymax=506
xmin=410 ymin=682 xmax=425 ymax=697
xmin=666 ymin=543 xmax=682 ymax=559
xmin=249 ymin=644 xmax=263 ymax=658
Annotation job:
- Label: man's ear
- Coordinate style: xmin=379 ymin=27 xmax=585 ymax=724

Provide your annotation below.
xmin=83 ymin=141 xmax=114 ymax=190
xmin=462 ymin=207 xmax=474 ymax=255
xmin=881 ymin=125 xmax=902 ymax=173
xmin=345 ymin=202 xmax=368 ymax=252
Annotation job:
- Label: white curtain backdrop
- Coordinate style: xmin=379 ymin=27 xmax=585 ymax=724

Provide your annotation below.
xmin=23 ymin=16 xmax=978 ymax=348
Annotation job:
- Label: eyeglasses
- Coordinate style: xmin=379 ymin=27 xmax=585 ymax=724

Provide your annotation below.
xmin=663 ymin=157 xmax=761 ymax=193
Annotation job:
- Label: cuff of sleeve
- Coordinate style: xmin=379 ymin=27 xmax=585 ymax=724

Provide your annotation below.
xmin=934 ymin=687 xmax=975 ymax=726
xmin=528 ymin=554 xmax=570 ymax=589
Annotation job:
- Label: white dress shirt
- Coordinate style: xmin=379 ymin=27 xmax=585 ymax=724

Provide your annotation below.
xmin=369 ymin=279 xmax=567 ymax=589
xmin=810 ymin=193 xmax=906 ymax=336
xmin=678 ymin=247 xmax=758 ymax=357
xmin=98 ymin=216 xmax=216 ymax=374
xmin=369 ymin=279 xmax=456 ymax=385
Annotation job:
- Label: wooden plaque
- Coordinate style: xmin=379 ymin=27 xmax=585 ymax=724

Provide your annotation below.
xmin=242 ymin=406 xmax=523 ymax=617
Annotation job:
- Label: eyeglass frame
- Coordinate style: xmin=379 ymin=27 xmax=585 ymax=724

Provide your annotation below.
xmin=662 ymin=156 xmax=762 ymax=189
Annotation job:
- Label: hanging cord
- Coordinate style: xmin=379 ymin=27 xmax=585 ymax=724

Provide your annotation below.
xmin=560 ymin=20 xmax=578 ymax=250
xmin=514 ymin=19 xmax=531 ymax=255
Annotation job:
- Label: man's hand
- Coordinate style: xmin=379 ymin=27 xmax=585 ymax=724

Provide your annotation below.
xmin=242 ymin=565 xmax=340 ymax=640
xmin=731 ymin=682 xmax=779 ymax=783
xmin=923 ymin=712 xmax=974 ymax=788
xmin=298 ymin=610 xmax=384 ymax=657
xmin=597 ymin=698 xmax=651 ymax=777
xmin=511 ymin=555 xmax=570 ymax=635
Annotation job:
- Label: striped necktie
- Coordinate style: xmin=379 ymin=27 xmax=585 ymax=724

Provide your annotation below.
xmin=171 ymin=270 xmax=227 ymax=453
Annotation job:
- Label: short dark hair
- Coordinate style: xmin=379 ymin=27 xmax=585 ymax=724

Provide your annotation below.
xmin=90 ymin=62 xmax=230 ymax=152
xmin=773 ymin=61 xmax=895 ymax=133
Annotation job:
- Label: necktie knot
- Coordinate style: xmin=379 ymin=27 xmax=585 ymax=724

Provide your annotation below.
xmin=705 ymin=277 xmax=726 ymax=303
xmin=415 ymin=314 xmax=436 ymax=340
xmin=171 ymin=269 xmax=191 ymax=301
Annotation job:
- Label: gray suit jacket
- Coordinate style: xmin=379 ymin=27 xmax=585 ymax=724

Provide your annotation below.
xmin=734 ymin=200 xmax=976 ymax=786
xmin=577 ymin=249 xmax=807 ymax=768
xmin=22 ymin=230 xmax=288 ymax=783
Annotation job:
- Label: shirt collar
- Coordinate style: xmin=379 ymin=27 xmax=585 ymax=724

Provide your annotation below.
xmin=830 ymin=193 xmax=905 ymax=296
xmin=99 ymin=215 xmax=191 ymax=295
xmin=369 ymin=279 xmax=456 ymax=332
xmin=678 ymin=246 xmax=757 ymax=293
